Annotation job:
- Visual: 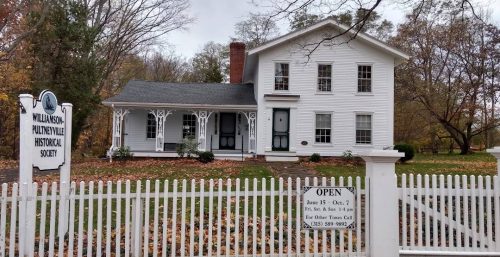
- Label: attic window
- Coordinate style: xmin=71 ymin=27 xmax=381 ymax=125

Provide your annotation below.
xmin=274 ymin=63 xmax=289 ymax=90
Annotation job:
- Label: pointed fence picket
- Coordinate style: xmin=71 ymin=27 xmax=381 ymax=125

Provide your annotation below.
xmin=0 ymin=177 xmax=368 ymax=257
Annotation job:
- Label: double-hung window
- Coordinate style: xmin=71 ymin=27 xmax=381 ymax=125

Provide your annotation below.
xmin=317 ymin=64 xmax=332 ymax=92
xmin=357 ymin=65 xmax=372 ymax=93
xmin=182 ymin=114 xmax=197 ymax=139
xmin=274 ymin=63 xmax=289 ymax=90
xmin=356 ymin=114 xmax=372 ymax=144
xmin=146 ymin=113 xmax=156 ymax=139
xmin=315 ymin=113 xmax=332 ymax=143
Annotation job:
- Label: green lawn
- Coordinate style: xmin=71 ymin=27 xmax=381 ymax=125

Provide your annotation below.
xmin=315 ymin=152 xmax=497 ymax=183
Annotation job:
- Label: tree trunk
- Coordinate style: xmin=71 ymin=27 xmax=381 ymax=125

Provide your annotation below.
xmin=459 ymin=138 xmax=470 ymax=155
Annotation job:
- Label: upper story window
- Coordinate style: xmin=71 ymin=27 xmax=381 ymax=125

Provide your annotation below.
xmin=357 ymin=65 xmax=372 ymax=93
xmin=315 ymin=113 xmax=332 ymax=143
xmin=146 ymin=113 xmax=156 ymax=139
xmin=356 ymin=114 xmax=372 ymax=144
xmin=318 ymin=64 xmax=332 ymax=92
xmin=182 ymin=114 xmax=197 ymax=139
xmin=274 ymin=63 xmax=289 ymax=90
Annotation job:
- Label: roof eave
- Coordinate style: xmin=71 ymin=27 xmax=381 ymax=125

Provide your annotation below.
xmin=247 ymin=19 xmax=410 ymax=61
xmin=102 ymin=101 xmax=258 ymax=110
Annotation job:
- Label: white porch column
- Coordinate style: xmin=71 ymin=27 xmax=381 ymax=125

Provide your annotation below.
xmin=360 ymin=149 xmax=404 ymax=257
xmin=150 ymin=109 xmax=172 ymax=152
xmin=240 ymin=111 xmax=257 ymax=153
xmin=192 ymin=110 xmax=213 ymax=152
xmin=111 ymin=107 xmax=129 ymax=150
xmin=486 ymin=147 xmax=500 ymax=176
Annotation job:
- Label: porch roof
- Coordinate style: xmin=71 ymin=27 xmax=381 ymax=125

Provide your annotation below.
xmin=103 ymin=80 xmax=257 ymax=109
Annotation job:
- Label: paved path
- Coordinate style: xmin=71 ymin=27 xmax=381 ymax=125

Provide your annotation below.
xmin=266 ymin=162 xmax=320 ymax=179
xmin=0 ymin=167 xmax=58 ymax=184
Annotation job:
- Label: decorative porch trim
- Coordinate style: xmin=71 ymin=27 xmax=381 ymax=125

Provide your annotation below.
xmin=110 ymin=107 xmax=129 ymax=153
xmin=240 ymin=111 xmax=257 ymax=153
xmin=192 ymin=110 xmax=214 ymax=152
xmin=149 ymin=109 xmax=173 ymax=151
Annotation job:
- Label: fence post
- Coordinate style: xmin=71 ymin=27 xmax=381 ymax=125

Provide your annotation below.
xmin=360 ymin=149 xmax=403 ymax=257
xmin=19 ymin=94 xmax=35 ymax=256
xmin=486 ymin=147 xmax=500 ymax=176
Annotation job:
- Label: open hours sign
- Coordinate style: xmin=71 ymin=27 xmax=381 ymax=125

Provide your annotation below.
xmin=302 ymin=186 xmax=356 ymax=230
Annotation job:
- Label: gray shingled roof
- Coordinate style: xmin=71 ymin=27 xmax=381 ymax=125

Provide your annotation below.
xmin=103 ymin=80 xmax=257 ymax=106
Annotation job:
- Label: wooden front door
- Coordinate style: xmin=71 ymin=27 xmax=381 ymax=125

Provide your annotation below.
xmin=272 ymin=108 xmax=289 ymax=151
xmin=219 ymin=113 xmax=236 ymax=150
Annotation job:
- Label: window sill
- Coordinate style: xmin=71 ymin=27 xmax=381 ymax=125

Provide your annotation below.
xmin=315 ymin=91 xmax=333 ymax=95
xmin=312 ymin=143 xmax=333 ymax=146
xmin=355 ymin=92 xmax=374 ymax=96
xmin=354 ymin=144 xmax=373 ymax=147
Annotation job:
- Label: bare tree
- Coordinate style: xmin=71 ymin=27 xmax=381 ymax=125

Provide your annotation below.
xmin=145 ymin=52 xmax=191 ymax=82
xmin=85 ymin=0 xmax=193 ymax=95
xmin=233 ymin=12 xmax=279 ymax=48
xmin=392 ymin=7 xmax=500 ymax=154
xmin=253 ymin=0 xmax=483 ymax=57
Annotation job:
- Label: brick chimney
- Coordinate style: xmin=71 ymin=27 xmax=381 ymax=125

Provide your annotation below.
xmin=229 ymin=42 xmax=246 ymax=84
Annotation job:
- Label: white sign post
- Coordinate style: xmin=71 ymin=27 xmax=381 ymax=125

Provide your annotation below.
xmin=19 ymin=90 xmax=72 ymax=255
xmin=302 ymin=186 xmax=356 ymax=229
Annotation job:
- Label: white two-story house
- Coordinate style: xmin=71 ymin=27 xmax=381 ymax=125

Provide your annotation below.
xmin=103 ymin=18 xmax=409 ymax=161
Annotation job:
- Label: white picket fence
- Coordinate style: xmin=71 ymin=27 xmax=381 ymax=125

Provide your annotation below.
xmin=0 ymin=177 xmax=368 ymax=257
xmin=399 ymin=174 xmax=500 ymax=255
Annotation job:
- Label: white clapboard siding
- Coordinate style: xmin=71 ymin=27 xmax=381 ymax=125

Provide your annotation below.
xmin=399 ymin=174 xmax=500 ymax=255
xmin=255 ymin=28 xmax=396 ymax=156
xmin=0 ymin=177 xmax=368 ymax=257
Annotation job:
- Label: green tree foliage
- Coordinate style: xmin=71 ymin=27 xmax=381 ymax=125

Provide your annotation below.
xmin=30 ymin=0 xmax=102 ymax=146
xmin=24 ymin=0 xmax=191 ymax=149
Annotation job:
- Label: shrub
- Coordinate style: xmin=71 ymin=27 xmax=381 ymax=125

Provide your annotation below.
xmin=394 ymin=144 xmax=415 ymax=163
xmin=342 ymin=150 xmax=353 ymax=161
xmin=177 ymin=136 xmax=199 ymax=158
xmin=198 ymin=151 xmax=215 ymax=163
xmin=113 ymin=146 xmax=133 ymax=161
xmin=309 ymin=153 xmax=321 ymax=162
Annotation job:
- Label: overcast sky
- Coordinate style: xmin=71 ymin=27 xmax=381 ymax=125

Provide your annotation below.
xmin=165 ymin=0 xmax=500 ymax=59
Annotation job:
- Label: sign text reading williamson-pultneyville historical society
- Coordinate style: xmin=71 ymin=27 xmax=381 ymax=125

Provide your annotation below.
xmin=31 ymin=91 xmax=66 ymax=170
xmin=302 ymin=186 xmax=356 ymax=230
xmin=32 ymin=113 xmax=64 ymax=157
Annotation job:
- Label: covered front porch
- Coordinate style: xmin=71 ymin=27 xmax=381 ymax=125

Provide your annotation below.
xmin=108 ymin=107 xmax=257 ymax=159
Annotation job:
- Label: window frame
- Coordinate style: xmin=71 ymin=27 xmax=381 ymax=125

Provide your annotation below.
xmin=314 ymin=112 xmax=333 ymax=144
xmin=274 ymin=62 xmax=290 ymax=91
xmin=355 ymin=113 xmax=373 ymax=145
xmin=182 ymin=114 xmax=197 ymax=139
xmin=357 ymin=64 xmax=373 ymax=94
xmin=317 ymin=63 xmax=333 ymax=93
xmin=146 ymin=113 xmax=156 ymax=139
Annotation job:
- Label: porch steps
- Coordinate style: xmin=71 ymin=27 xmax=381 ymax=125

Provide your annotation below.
xmin=264 ymin=152 xmax=299 ymax=162
xmin=215 ymin=154 xmax=254 ymax=161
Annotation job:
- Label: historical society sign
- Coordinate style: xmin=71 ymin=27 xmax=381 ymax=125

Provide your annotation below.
xmin=302 ymin=186 xmax=356 ymax=230
xmin=31 ymin=90 xmax=67 ymax=170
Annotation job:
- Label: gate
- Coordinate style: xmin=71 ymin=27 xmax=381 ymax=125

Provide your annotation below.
xmin=399 ymin=174 xmax=500 ymax=255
